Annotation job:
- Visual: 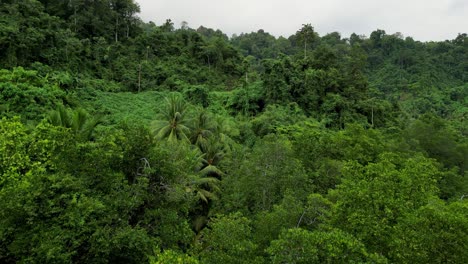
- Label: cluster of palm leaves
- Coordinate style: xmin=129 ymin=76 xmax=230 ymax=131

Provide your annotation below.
xmin=153 ymin=94 xmax=191 ymax=142
xmin=152 ymin=94 xmax=231 ymax=204
xmin=47 ymin=105 xmax=101 ymax=141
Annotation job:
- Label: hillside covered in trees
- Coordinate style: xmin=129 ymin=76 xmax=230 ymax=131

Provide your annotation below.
xmin=0 ymin=0 xmax=467 ymax=263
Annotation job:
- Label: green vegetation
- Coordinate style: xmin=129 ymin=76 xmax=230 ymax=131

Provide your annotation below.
xmin=0 ymin=1 xmax=467 ymax=263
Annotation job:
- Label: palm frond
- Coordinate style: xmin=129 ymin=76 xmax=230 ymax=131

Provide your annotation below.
xmin=153 ymin=93 xmax=192 ymax=142
xmin=194 ymin=176 xmax=220 ymax=186
xmin=199 ymin=164 xmax=224 ymax=177
xmin=47 ymin=106 xmax=100 ymax=140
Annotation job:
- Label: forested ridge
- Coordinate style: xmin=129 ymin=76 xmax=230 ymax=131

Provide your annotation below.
xmin=0 ymin=0 xmax=467 ymax=263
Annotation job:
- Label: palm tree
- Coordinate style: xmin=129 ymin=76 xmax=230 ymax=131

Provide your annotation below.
xmin=183 ymin=146 xmax=221 ymax=202
xmin=153 ymin=94 xmax=191 ymax=142
xmin=190 ymin=109 xmax=215 ymax=149
xmin=199 ymin=138 xmax=225 ymax=179
xmin=189 ymin=174 xmax=219 ymax=234
xmin=47 ymin=105 xmax=100 ymax=140
xmin=188 ymin=175 xmax=221 ymax=203
xmin=185 ymin=146 xmax=221 ymax=235
xmin=212 ymin=115 xmax=237 ymax=151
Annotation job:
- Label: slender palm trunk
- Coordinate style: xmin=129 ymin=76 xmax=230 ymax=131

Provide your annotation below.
xmin=115 ymin=17 xmax=119 ymax=43
xmin=138 ymin=63 xmax=141 ymax=92
xmin=304 ymin=41 xmax=307 ymax=59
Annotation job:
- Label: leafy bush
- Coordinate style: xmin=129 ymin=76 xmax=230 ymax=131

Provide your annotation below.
xmin=0 ymin=67 xmax=66 ymax=120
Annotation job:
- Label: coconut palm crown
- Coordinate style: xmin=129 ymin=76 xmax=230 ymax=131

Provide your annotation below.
xmin=153 ymin=93 xmax=191 ymax=142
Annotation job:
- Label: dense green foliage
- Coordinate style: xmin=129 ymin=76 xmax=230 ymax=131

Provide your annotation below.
xmin=1 ymin=1 xmax=467 ymax=263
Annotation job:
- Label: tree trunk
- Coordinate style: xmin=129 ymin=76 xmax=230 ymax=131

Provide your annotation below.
xmin=304 ymin=41 xmax=307 ymax=59
xmin=138 ymin=63 xmax=141 ymax=93
xmin=126 ymin=21 xmax=130 ymax=38
xmin=115 ymin=17 xmax=119 ymax=43
xmin=74 ymin=5 xmax=77 ymax=33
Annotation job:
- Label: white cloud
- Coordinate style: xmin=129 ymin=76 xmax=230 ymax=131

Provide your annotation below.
xmin=136 ymin=0 xmax=468 ymax=41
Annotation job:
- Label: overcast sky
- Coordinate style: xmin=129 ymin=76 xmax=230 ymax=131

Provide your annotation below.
xmin=136 ymin=0 xmax=467 ymax=41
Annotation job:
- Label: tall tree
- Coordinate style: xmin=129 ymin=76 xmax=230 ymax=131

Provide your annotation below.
xmin=296 ymin=24 xmax=317 ymax=59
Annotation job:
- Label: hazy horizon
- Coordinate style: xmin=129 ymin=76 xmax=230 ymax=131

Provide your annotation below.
xmin=136 ymin=0 xmax=467 ymax=41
